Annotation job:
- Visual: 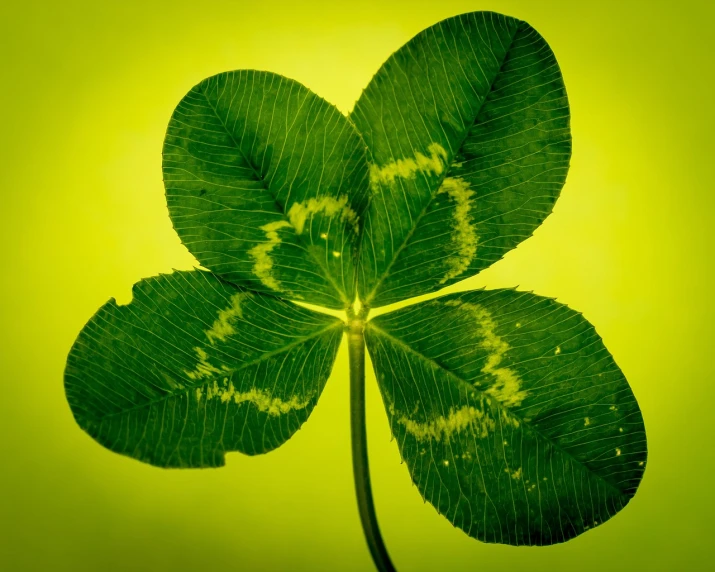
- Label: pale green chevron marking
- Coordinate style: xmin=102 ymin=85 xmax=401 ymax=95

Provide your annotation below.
xmin=249 ymin=221 xmax=292 ymax=292
xmin=395 ymin=403 xmax=495 ymax=442
xmin=287 ymin=195 xmax=359 ymax=235
xmin=445 ymin=299 xmax=528 ymax=408
xmin=198 ymin=379 xmax=312 ymax=415
xmin=437 ymin=178 xmax=478 ymax=285
xmin=369 ymin=143 xmax=448 ymax=191
xmin=206 ymin=292 xmax=249 ymax=345
xmin=184 ymin=346 xmax=227 ymax=381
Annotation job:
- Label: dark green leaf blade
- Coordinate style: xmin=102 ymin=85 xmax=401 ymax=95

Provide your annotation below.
xmin=65 ymin=271 xmax=343 ymax=468
xmin=365 ymin=290 xmax=646 ymax=545
xmin=352 ymin=12 xmax=571 ymax=307
xmin=164 ymin=70 xmax=369 ymax=309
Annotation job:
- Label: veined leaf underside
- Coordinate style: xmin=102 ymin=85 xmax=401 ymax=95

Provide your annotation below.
xmin=164 ymin=71 xmax=370 ymax=309
xmin=65 ymin=271 xmax=344 ymax=466
xmin=365 ymin=289 xmax=646 ymax=545
xmin=352 ymin=12 xmax=571 ymax=307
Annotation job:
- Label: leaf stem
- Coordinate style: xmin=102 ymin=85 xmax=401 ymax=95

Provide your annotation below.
xmin=348 ymin=312 xmax=397 ymax=572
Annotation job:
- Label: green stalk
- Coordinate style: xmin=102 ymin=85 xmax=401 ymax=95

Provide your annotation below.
xmin=348 ymin=311 xmax=396 ymax=572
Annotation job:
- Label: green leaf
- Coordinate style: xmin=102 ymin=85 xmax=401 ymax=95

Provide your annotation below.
xmin=365 ymin=290 xmax=646 ymax=545
xmin=163 ymin=70 xmax=369 ymax=310
xmin=352 ymin=12 xmax=571 ymax=307
xmin=65 ymin=271 xmax=343 ymax=467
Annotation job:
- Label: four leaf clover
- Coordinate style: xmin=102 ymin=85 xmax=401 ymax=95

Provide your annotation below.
xmin=65 ymin=10 xmax=647 ymax=558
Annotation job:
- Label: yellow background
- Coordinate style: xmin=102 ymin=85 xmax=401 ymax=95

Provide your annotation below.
xmin=2 ymin=1 xmax=713 ymax=570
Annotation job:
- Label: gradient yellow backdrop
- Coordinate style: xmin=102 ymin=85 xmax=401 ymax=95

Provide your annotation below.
xmin=2 ymin=1 xmax=713 ymax=570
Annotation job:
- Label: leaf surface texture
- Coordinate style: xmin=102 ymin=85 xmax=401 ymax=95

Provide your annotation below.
xmin=65 ymin=271 xmax=343 ymax=467
xmin=365 ymin=290 xmax=646 ymax=544
xmin=164 ymin=70 xmax=369 ymax=309
xmin=352 ymin=12 xmax=571 ymax=306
